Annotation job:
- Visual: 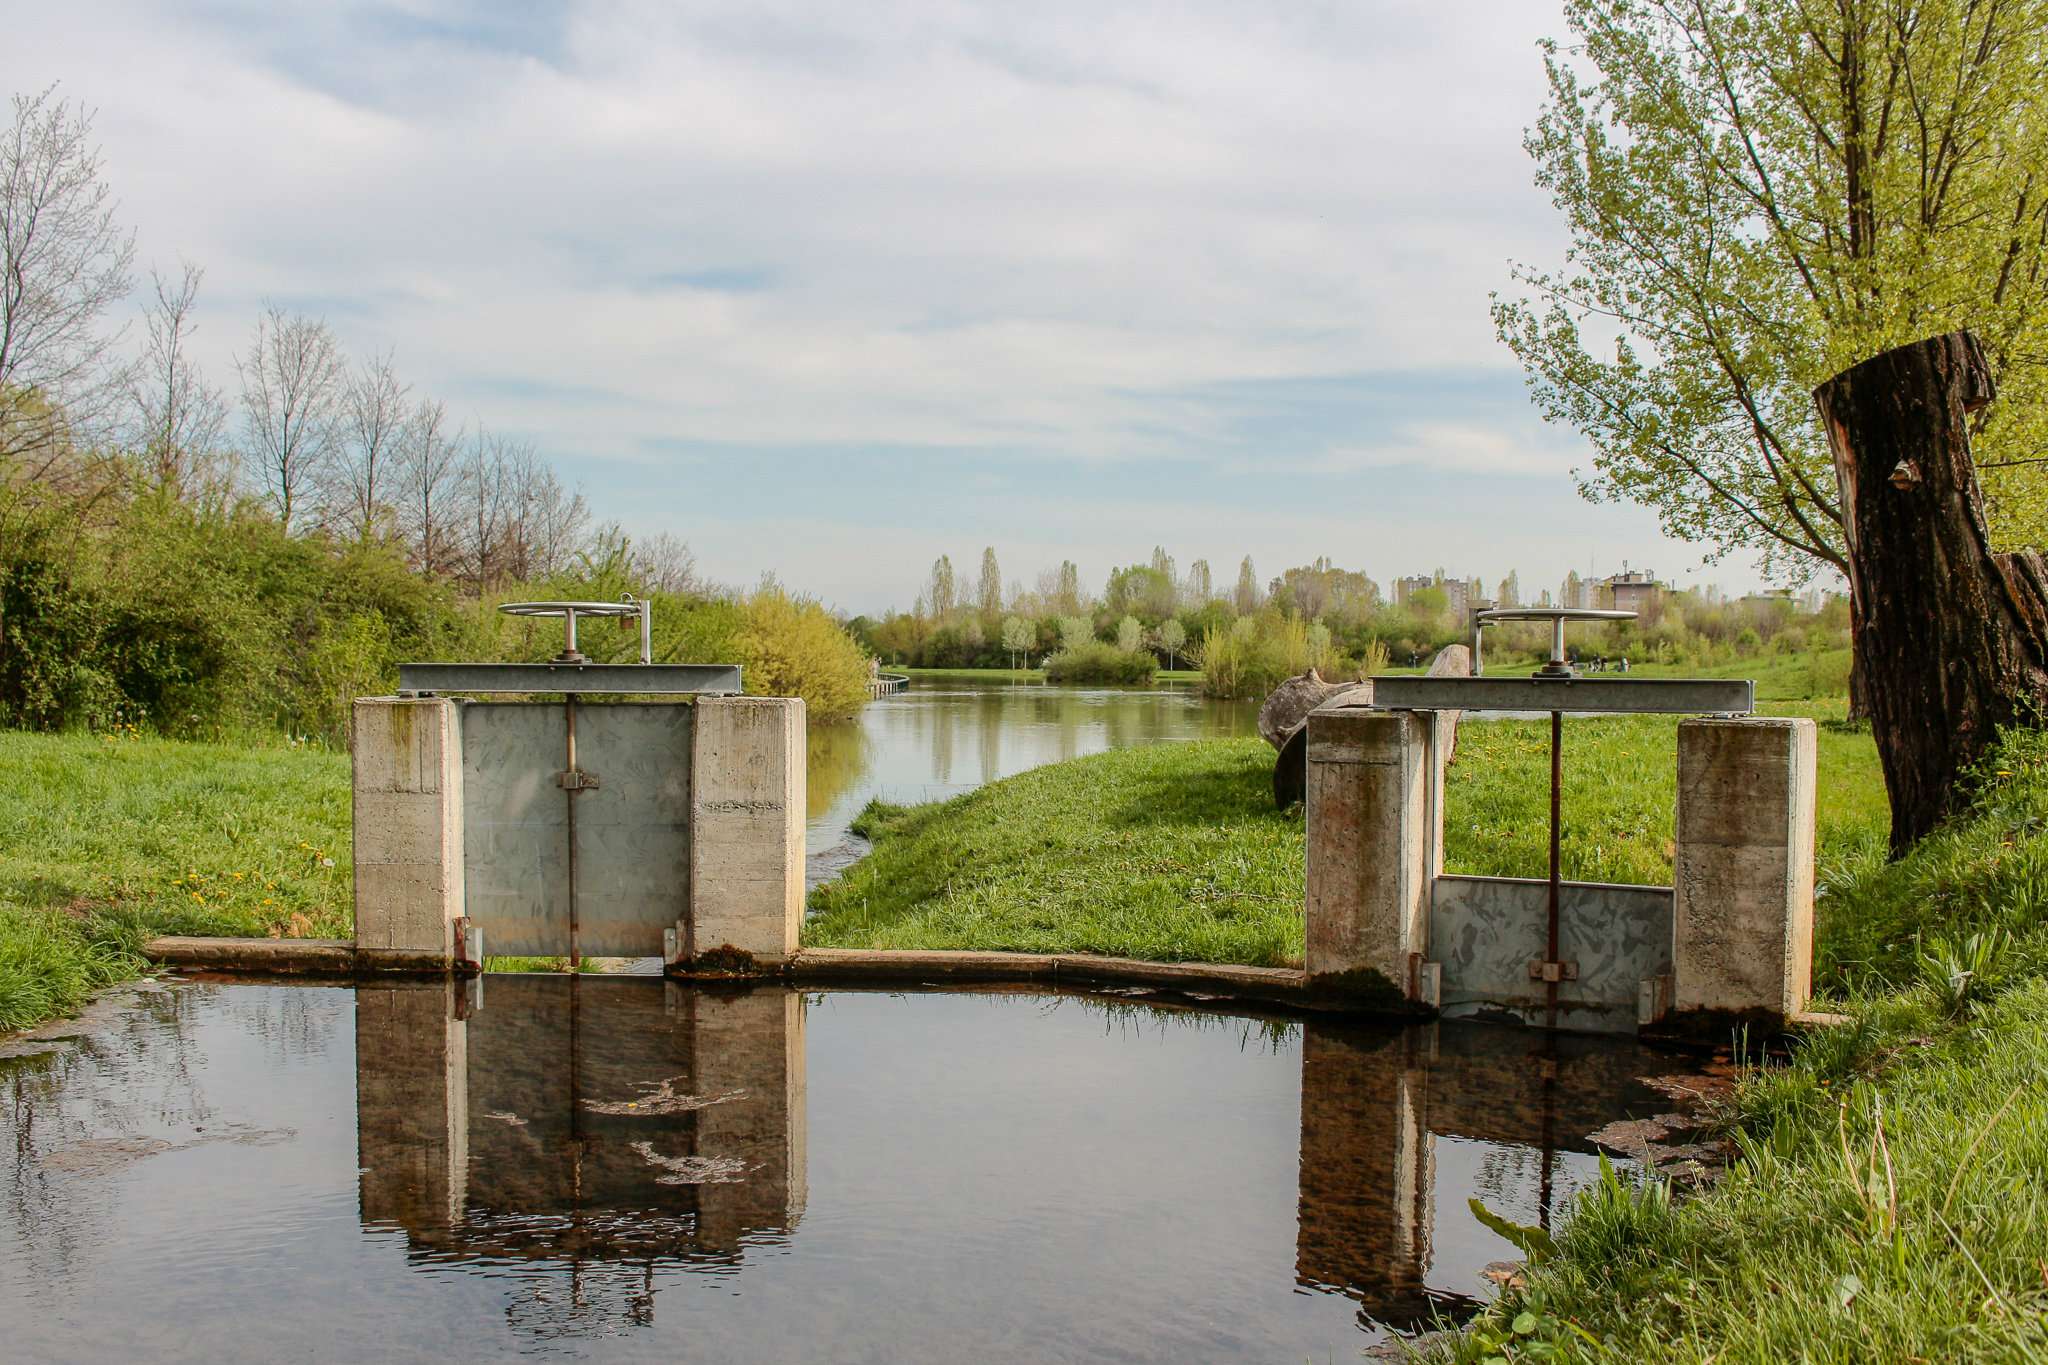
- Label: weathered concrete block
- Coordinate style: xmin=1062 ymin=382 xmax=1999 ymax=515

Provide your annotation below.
xmin=688 ymin=696 xmax=805 ymax=964
xmin=1304 ymin=701 xmax=1436 ymax=1004
xmin=353 ymin=698 xmax=465 ymax=963
xmin=1672 ymin=716 xmax=1817 ymax=1022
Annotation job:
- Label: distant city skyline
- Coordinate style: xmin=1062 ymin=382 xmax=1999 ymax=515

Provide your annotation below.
xmin=11 ymin=2 xmax=1820 ymax=614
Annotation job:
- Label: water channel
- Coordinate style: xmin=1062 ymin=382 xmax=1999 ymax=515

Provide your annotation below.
xmin=805 ymin=677 xmax=1259 ymax=885
xmin=0 ymin=977 xmax=1703 ymax=1363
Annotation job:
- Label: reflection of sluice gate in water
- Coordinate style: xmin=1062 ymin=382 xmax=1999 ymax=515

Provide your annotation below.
xmin=1296 ymin=1021 xmax=1676 ymax=1331
xmin=356 ymin=978 xmax=1676 ymax=1338
xmin=356 ymin=978 xmax=805 ymax=1288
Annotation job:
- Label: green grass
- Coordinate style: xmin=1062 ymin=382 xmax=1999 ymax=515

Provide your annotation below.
xmin=0 ymin=730 xmax=352 ymax=1033
xmin=808 ymin=708 xmax=1887 ymax=962
xmin=1433 ymin=727 xmax=2048 ymax=1364
xmin=805 ymin=739 xmax=1307 ymax=964
xmin=1446 ymin=704 xmax=1887 ymax=886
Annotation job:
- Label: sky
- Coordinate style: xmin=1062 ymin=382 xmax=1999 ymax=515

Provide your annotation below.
xmin=9 ymin=0 xmax=1795 ymax=614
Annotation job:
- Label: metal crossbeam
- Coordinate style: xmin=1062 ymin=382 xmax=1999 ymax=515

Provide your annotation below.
xmin=1368 ymin=675 xmax=1753 ymax=715
xmin=397 ymin=662 xmax=743 ymax=695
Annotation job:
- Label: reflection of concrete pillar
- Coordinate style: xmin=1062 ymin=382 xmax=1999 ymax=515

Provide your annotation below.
xmin=356 ymin=980 xmax=467 ymax=1234
xmin=1304 ymin=700 xmax=1437 ymax=1004
xmin=1672 ymin=718 xmax=1818 ymax=1024
xmin=352 ymin=697 xmax=465 ymax=967
xmin=689 ymin=698 xmax=806 ymax=965
xmin=692 ymin=989 xmax=808 ymax=1249
xmin=1295 ymin=1024 xmax=1434 ymax=1326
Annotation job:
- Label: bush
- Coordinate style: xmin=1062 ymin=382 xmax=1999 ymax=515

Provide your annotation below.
xmin=1042 ymin=641 xmax=1157 ymax=685
xmin=733 ymin=586 xmax=873 ymax=722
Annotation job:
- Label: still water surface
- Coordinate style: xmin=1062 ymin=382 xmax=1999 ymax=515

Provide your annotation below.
xmin=807 ymin=679 xmax=1259 ymax=883
xmin=0 ymin=977 xmax=1695 ymax=1363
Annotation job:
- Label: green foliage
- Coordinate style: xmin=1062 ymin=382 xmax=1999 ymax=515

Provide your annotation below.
xmin=732 ymin=586 xmax=872 ymax=722
xmin=1193 ymin=612 xmax=1343 ymax=699
xmin=1042 ymin=640 xmax=1157 ymax=685
xmin=0 ymin=487 xmax=872 ymax=739
xmin=1498 ymin=0 xmax=2048 ymax=573
xmin=1430 ymin=730 xmax=2048 ymax=1364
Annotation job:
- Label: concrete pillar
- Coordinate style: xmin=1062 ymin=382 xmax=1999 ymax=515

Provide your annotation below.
xmin=353 ymin=697 xmax=465 ymax=968
xmin=1672 ymin=716 xmax=1818 ymax=1024
xmin=1304 ymin=700 xmax=1437 ymax=1005
xmin=355 ymin=980 xmax=468 ymax=1238
xmin=686 ymin=696 xmax=806 ymax=966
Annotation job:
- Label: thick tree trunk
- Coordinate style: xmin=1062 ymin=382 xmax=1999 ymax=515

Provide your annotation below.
xmin=1814 ymin=330 xmax=2048 ymax=854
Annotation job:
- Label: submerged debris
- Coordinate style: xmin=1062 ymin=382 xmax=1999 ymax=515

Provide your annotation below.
xmin=581 ymin=1078 xmax=747 ymax=1116
xmin=629 ymin=1142 xmax=750 ymax=1186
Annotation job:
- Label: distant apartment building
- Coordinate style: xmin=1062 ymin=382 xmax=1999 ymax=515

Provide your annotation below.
xmin=1394 ymin=574 xmax=1434 ymax=607
xmin=1394 ymin=570 xmax=1476 ymax=618
xmin=1605 ymin=568 xmax=1664 ymax=616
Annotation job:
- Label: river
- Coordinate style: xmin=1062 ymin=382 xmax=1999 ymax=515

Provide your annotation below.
xmin=805 ymin=676 xmax=1260 ymax=885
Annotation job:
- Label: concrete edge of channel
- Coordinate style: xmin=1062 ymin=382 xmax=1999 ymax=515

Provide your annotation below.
xmin=141 ymin=936 xmax=1856 ymax=1032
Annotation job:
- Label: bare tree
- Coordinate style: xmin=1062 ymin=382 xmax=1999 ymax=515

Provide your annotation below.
xmin=0 ymin=85 xmax=136 ymax=478
xmin=127 ymin=262 xmax=227 ymax=495
xmin=503 ymin=440 xmax=587 ymax=581
xmin=455 ymin=426 xmax=511 ymax=587
xmin=633 ymin=531 xmax=698 ymax=595
xmin=396 ymin=397 xmax=459 ymax=574
xmin=236 ymin=304 xmax=344 ymax=532
xmin=326 ymin=349 xmax=409 ymax=542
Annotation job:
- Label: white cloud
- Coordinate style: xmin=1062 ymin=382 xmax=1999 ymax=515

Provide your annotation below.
xmin=5 ymin=0 xmax=1780 ymax=604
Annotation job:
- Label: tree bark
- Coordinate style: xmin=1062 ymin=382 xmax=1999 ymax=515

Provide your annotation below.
xmin=1814 ymin=330 xmax=2048 ymax=854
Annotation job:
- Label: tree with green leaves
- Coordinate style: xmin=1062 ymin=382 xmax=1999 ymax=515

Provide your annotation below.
xmin=1158 ymin=617 xmax=1186 ymax=669
xmin=1055 ymin=559 xmax=1081 ymax=613
xmin=926 ymin=554 xmax=956 ymax=619
xmin=1001 ymin=614 xmax=1032 ymax=669
xmin=1498 ymin=0 xmax=2048 ymax=579
xmin=1234 ymin=556 xmax=1260 ymax=614
xmin=1057 ymin=614 xmax=1093 ymax=651
xmin=1116 ymin=615 xmax=1143 ymax=653
xmin=976 ymin=546 xmax=1002 ymax=617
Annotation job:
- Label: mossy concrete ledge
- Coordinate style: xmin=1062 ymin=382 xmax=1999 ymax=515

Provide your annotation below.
xmin=146 ymin=936 xmax=462 ymax=975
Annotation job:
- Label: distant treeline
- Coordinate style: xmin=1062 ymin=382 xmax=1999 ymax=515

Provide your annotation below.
xmin=853 ymin=546 xmax=1853 ymax=698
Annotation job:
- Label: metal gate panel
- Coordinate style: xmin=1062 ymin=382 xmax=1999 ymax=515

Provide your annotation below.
xmin=459 ymin=702 xmax=693 ymax=958
xmin=569 ymin=703 xmax=692 ymax=956
xmin=462 ymin=704 xmax=572 ymax=955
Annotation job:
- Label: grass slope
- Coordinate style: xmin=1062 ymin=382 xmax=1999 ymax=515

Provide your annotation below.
xmin=1437 ymin=728 xmax=2048 ymax=1363
xmin=809 ymin=705 xmax=1886 ymax=959
xmin=805 ymin=739 xmax=1306 ymax=964
xmin=0 ymin=731 xmax=351 ymax=1031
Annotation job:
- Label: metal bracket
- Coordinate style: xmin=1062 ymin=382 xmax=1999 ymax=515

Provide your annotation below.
xmin=556 ymin=769 xmax=601 ymax=791
xmin=1637 ymin=974 xmax=1674 ymax=1026
xmin=1527 ymin=960 xmax=1579 ymax=984
xmin=453 ymin=917 xmax=484 ymax=975
xmin=662 ymin=921 xmax=691 ymax=972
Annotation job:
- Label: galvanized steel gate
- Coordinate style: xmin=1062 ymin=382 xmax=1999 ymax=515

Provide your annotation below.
xmin=396 ymin=599 xmax=743 ymax=964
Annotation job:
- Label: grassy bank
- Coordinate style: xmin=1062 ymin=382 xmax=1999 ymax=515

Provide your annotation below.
xmin=1434 ymin=729 xmax=2048 ymax=1363
xmin=0 ymin=731 xmax=351 ymax=1031
xmin=805 ymin=740 xmax=1307 ymax=964
xmin=805 ymin=705 xmax=1885 ymax=958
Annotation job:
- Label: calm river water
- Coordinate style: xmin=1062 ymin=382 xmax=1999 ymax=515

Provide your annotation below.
xmin=0 ymin=977 xmax=1697 ymax=1363
xmin=806 ymin=678 xmax=1259 ymax=884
